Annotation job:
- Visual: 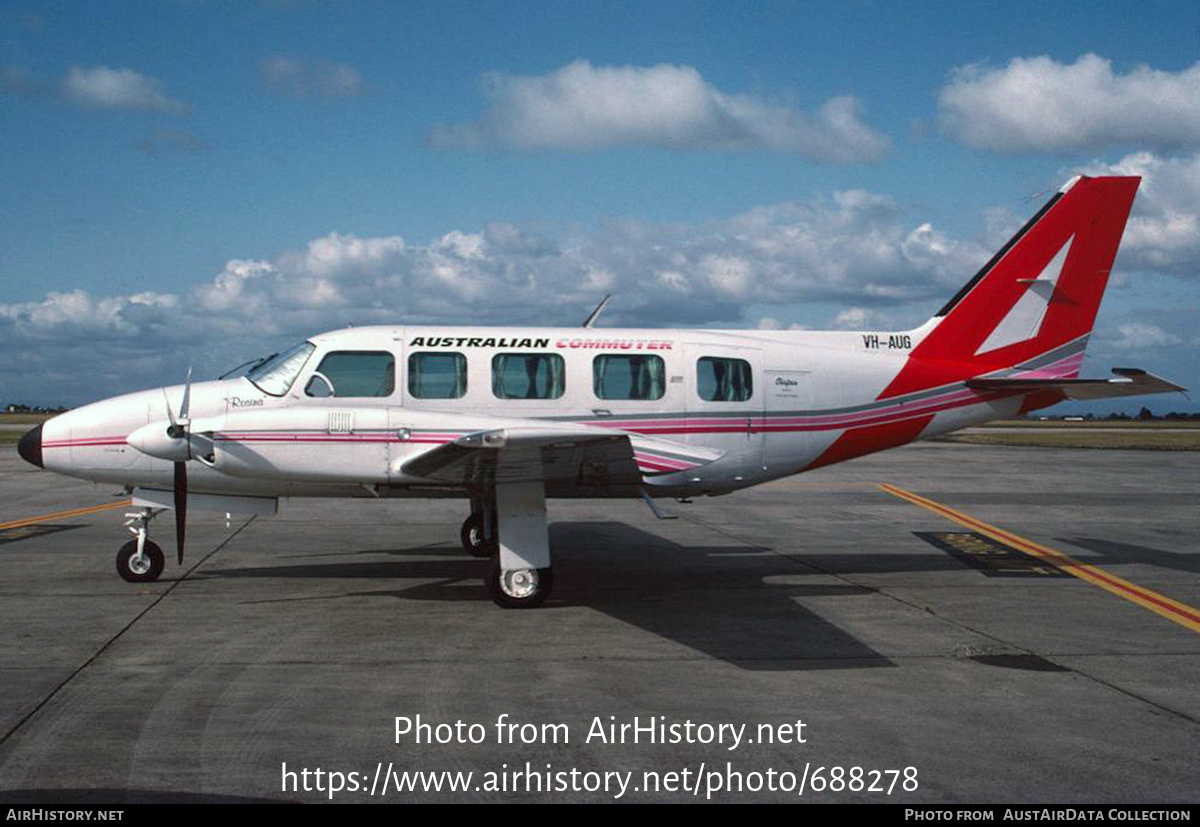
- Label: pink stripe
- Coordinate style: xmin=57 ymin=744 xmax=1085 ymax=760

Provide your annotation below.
xmin=632 ymin=452 xmax=695 ymax=471
xmin=1011 ymin=352 xmax=1085 ymax=380
xmin=44 ymin=437 xmax=128 ymax=448
xmin=215 ymin=435 xmax=453 ymax=445
xmin=637 ymin=460 xmax=682 ymax=473
xmin=592 ymin=385 xmax=977 ymax=433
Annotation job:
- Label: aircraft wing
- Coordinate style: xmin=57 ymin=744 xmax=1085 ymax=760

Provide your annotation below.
xmin=401 ymin=425 xmax=723 ymax=485
xmin=966 ymin=368 xmax=1185 ymax=400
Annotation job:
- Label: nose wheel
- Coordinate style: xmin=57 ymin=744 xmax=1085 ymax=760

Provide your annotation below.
xmin=116 ymin=540 xmax=165 ymax=582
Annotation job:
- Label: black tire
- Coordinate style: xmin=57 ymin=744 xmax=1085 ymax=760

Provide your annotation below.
xmin=460 ymin=513 xmax=496 ymax=558
xmin=486 ymin=555 xmax=552 ymax=609
xmin=116 ymin=540 xmax=165 ymax=583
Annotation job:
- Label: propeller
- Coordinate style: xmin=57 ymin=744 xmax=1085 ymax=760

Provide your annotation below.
xmin=126 ymin=367 xmax=217 ymax=567
xmin=161 ymin=368 xmax=193 ymax=565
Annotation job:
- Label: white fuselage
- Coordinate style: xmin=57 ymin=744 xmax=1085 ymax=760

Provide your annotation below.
xmin=38 ymin=322 xmax=1023 ymax=502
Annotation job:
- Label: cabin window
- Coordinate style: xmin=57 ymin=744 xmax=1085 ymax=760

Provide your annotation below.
xmin=492 ymin=353 xmax=565 ymax=400
xmin=593 ymin=354 xmax=665 ymax=401
xmin=408 ymin=352 xmax=467 ymax=399
xmin=696 ymin=356 xmax=753 ymax=402
xmin=304 ymin=351 xmax=395 ymax=398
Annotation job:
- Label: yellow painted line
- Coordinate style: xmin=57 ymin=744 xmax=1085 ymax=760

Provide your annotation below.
xmin=880 ymin=483 xmax=1200 ymax=634
xmin=0 ymin=500 xmax=133 ymax=532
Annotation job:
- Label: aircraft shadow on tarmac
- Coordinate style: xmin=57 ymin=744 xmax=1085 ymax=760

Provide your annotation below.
xmin=0 ymin=523 xmax=82 ymax=545
xmin=1056 ymin=536 xmax=1200 ymax=574
xmin=203 ymin=521 xmax=895 ymax=672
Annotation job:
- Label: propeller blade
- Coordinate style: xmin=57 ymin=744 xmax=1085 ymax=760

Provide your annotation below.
xmin=173 ymin=461 xmax=187 ymax=565
xmin=180 ymin=366 xmax=193 ymax=424
xmin=163 ymin=388 xmax=178 ymax=428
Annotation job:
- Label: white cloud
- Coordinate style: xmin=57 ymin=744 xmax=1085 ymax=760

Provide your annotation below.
xmin=1109 ymin=322 xmax=1182 ymax=350
xmin=1072 ymin=151 xmax=1200 ymax=277
xmin=261 ymin=55 xmax=364 ymax=98
xmin=900 ymin=222 xmax=991 ymax=286
xmin=2 ymin=190 xmax=987 ymax=344
xmin=939 ymin=54 xmax=1200 ymax=153
xmin=0 ymin=289 xmax=179 ymax=339
xmin=62 ymin=66 xmax=186 ymax=112
xmin=0 ymin=188 xmax=969 ymax=403
xmin=832 ymin=307 xmax=886 ymax=329
xmin=430 ymin=60 xmax=889 ymax=162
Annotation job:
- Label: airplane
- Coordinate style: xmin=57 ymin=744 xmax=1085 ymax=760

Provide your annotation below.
xmin=16 ymin=174 xmax=1185 ymax=607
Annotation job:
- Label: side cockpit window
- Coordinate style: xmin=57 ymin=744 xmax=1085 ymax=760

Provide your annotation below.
xmin=408 ymin=352 xmax=467 ymax=399
xmin=246 ymin=341 xmax=316 ymax=396
xmin=305 ymin=351 xmax=395 ymax=398
xmin=697 ymin=356 xmax=753 ymax=402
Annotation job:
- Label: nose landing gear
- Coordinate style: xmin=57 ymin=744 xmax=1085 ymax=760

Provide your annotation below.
xmin=117 ymin=508 xmax=166 ymax=583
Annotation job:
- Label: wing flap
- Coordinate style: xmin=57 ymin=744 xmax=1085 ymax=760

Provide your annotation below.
xmin=967 ymin=368 xmax=1185 ymax=400
xmin=401 ymin=425 xmax=724 ymax=484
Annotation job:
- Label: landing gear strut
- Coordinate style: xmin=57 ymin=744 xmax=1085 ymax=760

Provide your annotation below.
xmin=117 ymin=508 xmax=165 ymax=583
xmin=470 ymin=482 xmax=553 ymax=608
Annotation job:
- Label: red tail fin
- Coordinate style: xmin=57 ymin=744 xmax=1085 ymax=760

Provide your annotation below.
xmin=882 ymin=175 xmax=1140 ymax=398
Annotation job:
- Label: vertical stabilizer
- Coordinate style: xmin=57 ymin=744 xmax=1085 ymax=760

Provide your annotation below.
xmin=881 ymin=175 xmax=1140 ymax=399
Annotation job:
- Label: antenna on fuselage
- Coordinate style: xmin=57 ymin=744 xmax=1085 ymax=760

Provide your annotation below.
xmin=582 ymin=294 xmax=611 ymax=328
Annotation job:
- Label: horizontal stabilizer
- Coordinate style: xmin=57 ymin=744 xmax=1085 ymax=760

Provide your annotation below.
xmin=966 ymin=368 xmax=1185 ymax=401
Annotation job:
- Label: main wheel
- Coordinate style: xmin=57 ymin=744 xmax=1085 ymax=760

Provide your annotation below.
xmin=486 ymin=556 xmax=552 ymax=609
xmin=460 ymin=513 xmax=497 ymax=558
xmin=116 ymin=540 xmax=165 ymax=583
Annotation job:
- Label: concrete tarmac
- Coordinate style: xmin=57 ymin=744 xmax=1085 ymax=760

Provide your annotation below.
xmin=0 ymin=442 xmax=1196 ymax=804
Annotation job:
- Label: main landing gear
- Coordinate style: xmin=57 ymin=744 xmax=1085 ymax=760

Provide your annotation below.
xmin=486 ymin=557 xmax=553 ymax=609
xmin=116 ymin=507 xmax=166 ymax=583
xmin=460 ymin=511 xmax=496 ymax=558
xmin=464 ymin=483 xmax=553 ymax=609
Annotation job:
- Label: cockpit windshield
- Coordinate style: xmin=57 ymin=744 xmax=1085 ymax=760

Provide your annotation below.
xmin=245 ymin=341 xmax=316 ymax=396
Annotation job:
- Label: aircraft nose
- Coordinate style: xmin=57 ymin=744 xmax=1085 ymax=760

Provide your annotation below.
xmin=17 ymin=424 xmax=43 ymax=469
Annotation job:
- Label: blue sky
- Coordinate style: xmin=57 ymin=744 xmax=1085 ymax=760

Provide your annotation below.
xmin=1 ymin=0 xmax=1197 ymax=412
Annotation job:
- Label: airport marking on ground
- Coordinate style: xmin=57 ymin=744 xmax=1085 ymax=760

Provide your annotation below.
xmin=0 ymin=500 xmax=132 ymax=532
xmin=880 ymin=483 xmax=1200 ymax=634
xmin=914 ymin=531 xmax=1071 ymax=578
